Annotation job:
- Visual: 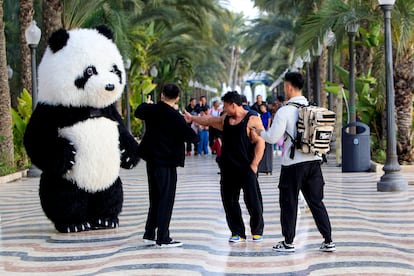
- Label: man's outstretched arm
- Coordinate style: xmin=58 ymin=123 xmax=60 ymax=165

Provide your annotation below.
xmin=184 ymin=111 xmax=225 ymax=131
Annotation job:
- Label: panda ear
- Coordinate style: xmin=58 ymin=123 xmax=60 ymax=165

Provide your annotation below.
xmin=48 ymin=29 xmax=69 ymax=53
xmin=95 ymin=25 xmax=114 ymax=41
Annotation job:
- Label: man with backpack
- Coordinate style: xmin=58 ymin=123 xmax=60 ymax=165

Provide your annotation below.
xmin=251 ymin=72 xmax=335 ymax=253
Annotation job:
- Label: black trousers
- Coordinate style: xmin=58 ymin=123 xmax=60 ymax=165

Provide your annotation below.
xmin=279 ymin=161 xmax=332 ymax=244
xmin=144 ymin=163 xmax=177 ymax=244
xmin=220 ymin=166 xmax=264 ymax=239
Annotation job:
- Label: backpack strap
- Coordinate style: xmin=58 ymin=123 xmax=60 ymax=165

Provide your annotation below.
xmin=284 ymin=102 xmax=306 ymax=160
xmin=284 ymin=130 xmax=296 ymax=159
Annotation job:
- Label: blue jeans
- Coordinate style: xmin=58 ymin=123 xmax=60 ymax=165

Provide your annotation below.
xmin=198 ymin=130 xmax=209 ymax=155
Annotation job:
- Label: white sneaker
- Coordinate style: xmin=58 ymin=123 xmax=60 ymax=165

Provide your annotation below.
xmin=319 ymin=242 xmax=336 ymax=252
xmin=272 ymin=241 xmax=295 ymax=252
xmin=157 ymin=240 xmax=183 ymax=248
xmin=143 ymin=238 xmax=156 ymax=245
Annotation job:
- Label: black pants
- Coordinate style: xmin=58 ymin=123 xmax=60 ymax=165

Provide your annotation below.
xmin=144 ymin=163 xmax=177 ymax=244
xmin=279 ymin=161 xmax=332 ymax=244
xmin=220 ymin=166 xmax=264 ymax=238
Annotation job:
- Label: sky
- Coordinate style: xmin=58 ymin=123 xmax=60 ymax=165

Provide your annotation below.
xmin=226 ymin=0 xmax=259 ymax=19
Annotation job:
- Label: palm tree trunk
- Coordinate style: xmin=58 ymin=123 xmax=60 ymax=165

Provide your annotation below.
xmin=394 ymin=48 xmax=414 ymax=164
xmin=41 ymin=0 xmax=62 ymax=49
xmin=19 ymin=0 xmax=33 ymax=94
xmin=0 ymin=0 xmax=15 ymax=167
xmin=228 ymin=46 xmax=235 ymax=90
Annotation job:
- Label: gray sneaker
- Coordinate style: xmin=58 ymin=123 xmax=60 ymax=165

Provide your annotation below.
xmin=320 ymin=242 xmax=336 ymax=252
xmin=272 ymin=241 xmax=295 ymax=252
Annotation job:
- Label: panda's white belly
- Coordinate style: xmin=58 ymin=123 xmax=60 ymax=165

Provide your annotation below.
xmin=58 ymin=117 xmax=120 ymax=192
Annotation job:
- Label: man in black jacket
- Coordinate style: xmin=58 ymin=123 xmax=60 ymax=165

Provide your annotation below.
xmin=135 ymin=83 xmax=199 ymax=247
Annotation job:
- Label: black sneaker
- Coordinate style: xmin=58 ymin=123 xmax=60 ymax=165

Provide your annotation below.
xmin=157 ymin=240 xmax=183 ymax=248
xmin=320 ymin=242 xmax=336 ymax=252
xmin=272 ymin=241 xmax=295 ymax=252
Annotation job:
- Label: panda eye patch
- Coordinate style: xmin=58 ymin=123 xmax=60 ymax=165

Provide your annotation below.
xmin=110 ymin=65 xmax=122 ymax=84
xmin=86 ymin=67 xmax=95 ymax=76
xmin=75 ymin=66 xmax=97 ymax=89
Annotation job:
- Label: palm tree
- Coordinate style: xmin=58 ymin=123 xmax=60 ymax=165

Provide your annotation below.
xmin=391 ymin=0 xmax=414 ymax=163
xmin=41 ymin=0 xmax=62 ymax=49
xmin=0 ymin=0 xmax=15 ymax=169
xmin=19 ymin=0 xmax=33 ymax=95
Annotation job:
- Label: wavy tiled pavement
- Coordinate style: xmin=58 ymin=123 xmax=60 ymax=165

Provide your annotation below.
xmin=1 ymin=155 xmax=414 ymax=275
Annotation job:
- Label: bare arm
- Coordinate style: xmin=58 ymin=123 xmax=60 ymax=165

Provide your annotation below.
xmin=184 ymin=110 xmax=225 ymax=131
xmin=247 ymin=116 xmax=265 ymax=173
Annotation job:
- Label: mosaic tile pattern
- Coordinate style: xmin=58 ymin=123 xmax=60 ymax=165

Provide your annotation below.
xmin=1 ymin=155 xmax=414 ymax=275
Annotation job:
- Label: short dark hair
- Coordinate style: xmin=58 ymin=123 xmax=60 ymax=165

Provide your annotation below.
xmin=221 ymin=91 xmax=242 ymax=106
xmin=240 ymin=94 xmax=248 ymax=104
xmin=284 ymin=72 xmax=304 ymax=90
xmin=199 ymin=106 xmax=208 ymax=113
xmin=162 ymin=83 xmax=181 ymax=99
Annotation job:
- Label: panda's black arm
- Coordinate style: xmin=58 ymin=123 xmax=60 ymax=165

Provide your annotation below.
xmin=24 ymin=105 xmax=75 ymax=175
xmin=108 ymin=105 xmax=140 ymax=169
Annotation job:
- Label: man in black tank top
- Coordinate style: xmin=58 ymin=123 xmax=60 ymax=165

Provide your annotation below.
xmin=185 ymin=91 xmax=265 ymax=242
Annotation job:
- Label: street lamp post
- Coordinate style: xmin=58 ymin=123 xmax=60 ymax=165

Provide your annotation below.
xmin=303 ymin=50 xmax=311 ymax=100
xmin=124 ymin=58 xmax=131 ymax=133
xmin=312 ymin=40 xmax=322 ymax=105
xmin=325 ymin=30 xmax=336 ymax=110
xmin=377 ymin=0 xmax=407 ymax=192
xmin=150 ymin=65 xmax=158 ymax=102
xmin=25 ymin=20 xmax=42 ymax=178
xmin=25 ymin=20 xmax=41 ymax=109
xmin=346 ymin=21 xmax=359 ymax=127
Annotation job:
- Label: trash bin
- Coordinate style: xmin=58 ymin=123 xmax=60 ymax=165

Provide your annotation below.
xmin=341 ymin=121 xmax=370 ymax=172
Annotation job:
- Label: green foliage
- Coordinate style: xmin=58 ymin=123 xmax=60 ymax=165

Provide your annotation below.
xmin=325 ymin=66 xmax=385 ymax=163
xmin=129 ymin=75 xmax=156 ymax=138
xmin=0 ymin=136 xmax=16 ymax=176
xmin=11 ymin=89 xmax=32 ymax=170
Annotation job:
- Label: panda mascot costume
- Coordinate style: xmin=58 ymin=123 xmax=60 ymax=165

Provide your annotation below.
xmin=24 ymin=25 xmax=140 ymax=233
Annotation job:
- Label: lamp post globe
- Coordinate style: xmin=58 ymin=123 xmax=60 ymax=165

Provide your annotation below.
xmin=377 ymin=0 xmax=407 ymax=191
xmin=25 ymin=20 xmax=42 ymax=178
xmin=7 ymin=65 xmax=13 ymax=80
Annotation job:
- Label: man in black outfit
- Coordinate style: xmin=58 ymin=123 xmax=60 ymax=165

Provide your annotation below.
xmin=135 ymin=83 xmax=199 ymax=248
xmin=184 ymin=91 xmax=265 ymax=243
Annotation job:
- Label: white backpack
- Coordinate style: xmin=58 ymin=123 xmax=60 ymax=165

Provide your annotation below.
xmin=286 ymin=103 xmax=336 ymax=161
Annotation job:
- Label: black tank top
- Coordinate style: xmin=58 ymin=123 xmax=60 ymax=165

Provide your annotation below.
xmin=221 ymin=111 xmax=256 ymax=169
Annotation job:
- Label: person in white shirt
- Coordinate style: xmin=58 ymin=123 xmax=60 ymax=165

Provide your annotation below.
xmin=251 ymin=72 xmax=335 ymax=253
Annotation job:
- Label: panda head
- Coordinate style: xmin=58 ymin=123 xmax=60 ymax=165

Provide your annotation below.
xmin=38 ymin=25 xmax=126 ymax=108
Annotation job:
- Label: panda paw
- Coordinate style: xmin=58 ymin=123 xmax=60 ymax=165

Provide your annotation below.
xmin=55 ymin=222 xmax=91 ymax=233
xmin=56 ymin=138 xmax=77 ymax=174
xmin=90 ymin=218 xmax=119 ymax=230
xmin=120 ymin=151 xmax=140 ymax=169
